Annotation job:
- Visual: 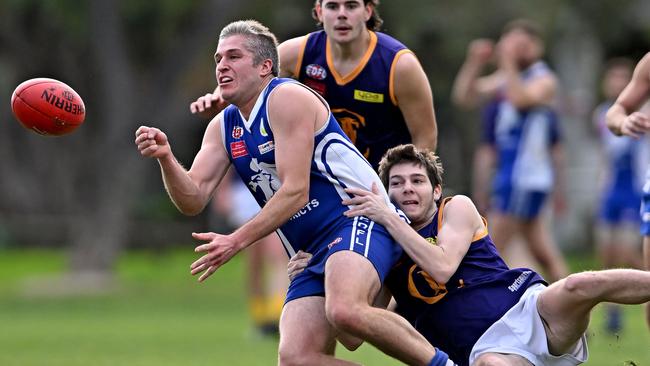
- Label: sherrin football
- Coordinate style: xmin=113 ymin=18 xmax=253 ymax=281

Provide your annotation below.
xmin=11 ymin=78 xmax=85 ymax=136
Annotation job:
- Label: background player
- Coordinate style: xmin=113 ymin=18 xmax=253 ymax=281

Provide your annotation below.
xmin=606 ymin=51 xmax=650 ymax=330
xmin=592 ymin=58 xmax=648 ymax=333
xmin=211 ymin=170 xmax=287 ymax=336
xmin=138 ymin=20 xmax=454 ymax=366
xmin=452 ymin=19 xmax=569 ymax=282
xmin=191 ymin=0 xmax=437 ymax=168
xmin=290 ymin=143 xmax=650 ymax=365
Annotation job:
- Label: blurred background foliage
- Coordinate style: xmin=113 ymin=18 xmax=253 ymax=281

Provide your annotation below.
xmin=1 ymin=0 xmax=649 ymax=278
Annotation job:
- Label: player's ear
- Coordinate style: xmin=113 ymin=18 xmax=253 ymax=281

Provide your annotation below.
xmin=314 ymin=2 xmax=324 ymax=22
xmin=259 ymin=59 xmax=274 ymax=77
xmin=433 ymin=185 xmax=442 ymax=201
xmin=364 ymin=2 xmax=372 ymax=22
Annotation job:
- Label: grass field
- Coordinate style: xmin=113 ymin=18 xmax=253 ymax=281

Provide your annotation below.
xmin=0 ymin=248 xmax=648 ymax=366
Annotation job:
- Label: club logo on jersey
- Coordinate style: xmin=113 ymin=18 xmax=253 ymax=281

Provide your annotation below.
xmin=259 ymin=119 xmax=268 ymax=137
xmin=408 ymin=265 xmax=447 ymax=304
xmin=425 ymin=237 xmax=438 ymax=246
xmin=327 ymin=237 xmax=343 ymax=249
xmin=306 ymin=64 xmax=327 ymax=80
xmin=331 ymin=108 xmax=369 ymax=158
xmin=247 ymin=158 xmax=280 ymax=203
xmin=232 ymin=126 xmax=244 ymax=139
xmin=258 ymin=140 xmax=274 ymax=154
xmin=354 ymin=89 xmax=384 ymax=103
xmin=230 ymin=141 xmax=248 ymax=158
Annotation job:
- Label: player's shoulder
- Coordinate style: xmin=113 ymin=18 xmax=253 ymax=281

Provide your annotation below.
xmin=442 ymin=195 xmax=480 ymax=220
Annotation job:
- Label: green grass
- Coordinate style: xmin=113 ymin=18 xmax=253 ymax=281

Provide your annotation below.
xmin=0 ymin=249 xmax=648 ymax=366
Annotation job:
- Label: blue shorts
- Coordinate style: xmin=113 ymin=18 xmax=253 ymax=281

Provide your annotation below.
xmin=641 ymin=171 xmax=650 ymax=236
xmin=598 ymin=188 xmax=641 ymax=225
xmin=491 ymin=187 xmax=548 ymax=221
xmin=285 ymin=215 xmax=403 ymax=303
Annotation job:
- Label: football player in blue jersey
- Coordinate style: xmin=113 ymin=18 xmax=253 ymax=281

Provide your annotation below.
xmin=592 ymin=58 xmax=647 ymax=333
xmin=137 ymin=20 xmax=454 ymax=366
xmin=606 ymin=52 xmax=650 ymax=330
xmin=190 ymin=0 xmax=437 ymax=169
xmin=289 ymin=143 xmax=650 ymax=365
xmin=452 ymin=19 xmax=569 ymax=282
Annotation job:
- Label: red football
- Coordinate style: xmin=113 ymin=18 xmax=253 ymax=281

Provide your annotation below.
xmin=11 ymin=78 xmax=86 ymax=136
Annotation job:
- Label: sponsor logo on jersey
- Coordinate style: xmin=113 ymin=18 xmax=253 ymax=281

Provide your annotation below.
xmin=327 ymin=236 xmax=343 ymax=249
xmin=425 ymin=237 xmax=438 ymax=246
xmin=230 ymin=140 xmax=248 ymax=158
xmin=354 ymin=89 xmax=384 ymax=103
xmin=289 ymin=199 xmax=320 ymax=220
xmin=232 ymin=126 xmax=243 ymax=139
xmin=258 ymin=140 xmax=275 ymax=154
xmin=304 ymin=79 xmax=326 ymax=96
xmin=306 ymin=64 xmax=327 ymax=80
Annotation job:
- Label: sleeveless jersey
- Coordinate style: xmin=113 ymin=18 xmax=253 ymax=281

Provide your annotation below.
xmin=482 ymin=61 xmax=562 ymax=193
xmin=296 ymin=30 xmax=412 ymax=169
xmin=594 ymin=101 xmax=650 ymax=194
xmin=385 ymin=197 xmax=546 ymax=365
xmin=220 ymin=77 xmax=397 ymax=258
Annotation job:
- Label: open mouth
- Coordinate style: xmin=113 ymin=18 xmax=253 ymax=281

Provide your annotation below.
xmin=218 ymin=76 xmax=233 ymax=85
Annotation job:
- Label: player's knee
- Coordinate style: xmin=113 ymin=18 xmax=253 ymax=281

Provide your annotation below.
xmin=277 ymin=347 xmax=312 ymax=366
xmin=324 ymin=300 xmax=364 ymax=334
xmin=562 ymin=271 xmax=606 ymax=299
xmin=472 ymin=353 xmax=513 ymax=366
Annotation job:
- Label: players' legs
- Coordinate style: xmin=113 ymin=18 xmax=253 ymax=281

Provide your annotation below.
xmin=519 ymin=217 xmax=569 ymax=282
xmin=472 ymin=353 xmax=533 ymax=366
xmin=536 ymin=269 xmax=650 ymax=355
xmin=487 ymin=212 xmax=519 ymax=256
xmin=324 ymin=251 xmax=437 ymax=366
xmin=278 ymin=296 xmax=359 ymax=366
xmin=247 ymin=233 xmax=288 ymax=335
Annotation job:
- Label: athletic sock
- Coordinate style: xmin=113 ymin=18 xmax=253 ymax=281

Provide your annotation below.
xmin=428 ymin=347 xmax=457 ymax=366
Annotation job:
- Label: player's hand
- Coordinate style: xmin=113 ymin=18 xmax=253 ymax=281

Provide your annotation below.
xmin=467 ymin=39 xmax=494 ymax=64
xmin=342 ymin=183 xmax=392 ymax=224
xmin=190 ymin=232 xmax=242 ymax=282
xmin=189 ymin=87 xmax=228 ymax=119
xmin=287 ymin=250 xmax=312 ymax=281
xmin=134 ymin=126 xmax=171 ymax=159
xmin=620 ymin=111 xmax=650 ymax=138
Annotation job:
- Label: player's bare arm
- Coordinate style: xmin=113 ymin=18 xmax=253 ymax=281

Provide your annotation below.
xmin=392 ymin=52 xmax=438 ymax=152
xmin=606 ymin=52 xmax=650 ymax=137
xmin=278 ymin=36 xmax=308 ymax=78
xmin=136 ymin=116 xmax=231 ymax=216
xmin=343 ymin=185 xmax=477 ymax=284
xmin=189 ymin=85 xmax=228 ymax=120
xmin=452 ymin=39 xmax=500 ymax=108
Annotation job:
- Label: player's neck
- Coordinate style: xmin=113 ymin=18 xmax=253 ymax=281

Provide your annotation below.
xmin=329 ymin=29 xmax=371 ymax=62
xmin=411 ymin=205 xmax=438 ymax=231
xmin=237 ymin=76 xmax=274 ymax=119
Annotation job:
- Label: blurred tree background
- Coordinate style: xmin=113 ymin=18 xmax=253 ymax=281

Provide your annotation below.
xmin=1 ymin=0 xmax=650 ymax=284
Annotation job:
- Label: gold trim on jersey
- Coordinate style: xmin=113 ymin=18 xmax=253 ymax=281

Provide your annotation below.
xmin=326 ymin=31 xmax=378 ymax=85
xmin=389 ymin=49 xmax=414 ymax=106
xmin=294 ymin=35 xmax=310 ymax=78
xmin=438 ymin=196 xmax=489 ymax=244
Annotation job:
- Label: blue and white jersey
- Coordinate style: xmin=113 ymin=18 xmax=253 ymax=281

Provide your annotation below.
xmin=220 ymin=77 xmax=397 ymax=257
xmin=594 ymin=101 xmax=650 ymax=193
xmin=482 ymin=62 xmax=562 ymax=194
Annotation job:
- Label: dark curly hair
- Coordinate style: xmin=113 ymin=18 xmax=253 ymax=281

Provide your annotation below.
xmin=312 ymin=0 xmax=383 ymax=31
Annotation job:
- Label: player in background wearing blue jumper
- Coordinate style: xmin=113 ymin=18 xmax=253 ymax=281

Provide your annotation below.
xmin=191 ymin=0 xmax=437 ymax=169
xmin=138 ymin=20 xmax=454 ymax=366
xmin=592 ymin=58 xmax=649 ymax=333
xmin=606 ymin=51 xmax=650 ymax=330
xmin=289 ymin=144 xmax=650 ymax=365
xmin=452 ymin=19 xmax=569 ymax=282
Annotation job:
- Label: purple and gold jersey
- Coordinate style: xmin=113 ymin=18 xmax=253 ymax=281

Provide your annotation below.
xmin=385 ymin=197 xmax=546 ymax=365
xmin=295 ymin=30 xmax=412 ymax=169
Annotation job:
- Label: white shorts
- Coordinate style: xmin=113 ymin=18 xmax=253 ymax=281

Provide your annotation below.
xmin=469 ymin=283 xmax=588 ymax=366
xmin=229 ymin=180 xmax=261 ymax=227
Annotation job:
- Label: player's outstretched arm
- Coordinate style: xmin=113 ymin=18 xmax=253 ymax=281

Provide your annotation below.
xmin=606 ymin=52 xmax=650 ymax=137
xmin=393 ymin=52 xmax=438 ymax=152
xmin=452 ymin=39 xmax=499 ymax=109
